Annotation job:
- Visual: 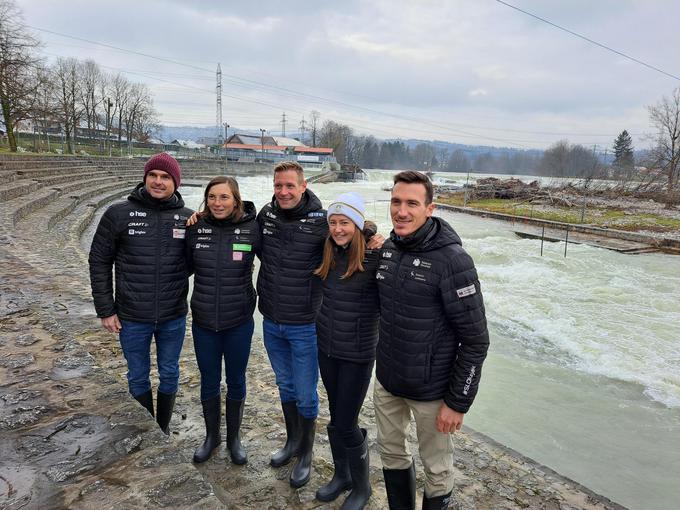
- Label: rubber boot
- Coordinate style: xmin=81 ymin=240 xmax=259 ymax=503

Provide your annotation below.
xmin=270 ymin=401 xmax=300 ymax=467
xmin=316 ymin=426 xmax=352 ymax=502
xmin=193 ymin=395 xmax=221 ymax=463
xmin=383 ymin=462 xmax=416 ymax=510
xmin=226 ymin=397 xmax=247 ymax=465
xmin=290 ymin=416 xmax=316 ymax=488
xmin=133 ymin=390 xmax=154 ymax=417
xmin=422 ymin=491 xmax=452 ymax=510
xmin=340 ymin=429 xmax=371 ymax=510
xmin=156 ymin=390 xmax=176 ymax=435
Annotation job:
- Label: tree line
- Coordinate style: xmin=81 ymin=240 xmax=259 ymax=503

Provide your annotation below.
xmin=0 ymin=0 xmax=158 ymax=154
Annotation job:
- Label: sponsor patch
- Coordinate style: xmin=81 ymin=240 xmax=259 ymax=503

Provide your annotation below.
xmin=233 ymin=243 xmax=252 ymax=252
xmin=127 ymin=222 xmax=147 ymax=227
xmin=376 ymin=272 xmax=385 ymax=280
xmin=382 ymin=251 xmax=393 ymax=259
xmin=456 ymin=284 xmax=476 ymax=298
xmin=307 ymin=211 xmax=324 ymax=217
xmin=128 ymin=229 xmax=146 ymax=235
xmin=129 ymin=211 xmax=146 ymax=217
xmin=410 ymin=270 xmax=427 ymax=282
xmin=412 ymin=258 xmax=432 ymax=269
xmin=265 ymin=211 xmax=277 ymax=219
xmin=172 ymin=228 xmax=185 ymax=239
xmin=195 ymin=243 xmax=210 ymax=249
xmin=197 ymin=228 xmax=212 ymax=234
xmin=233 ymin=251 xmax=243 ymax=261
xmin=263 ymin=228 xmax=274 ymax=235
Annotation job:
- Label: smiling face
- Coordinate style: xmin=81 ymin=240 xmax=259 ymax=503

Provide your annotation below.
xmin=390 ymin=181 xmax=435 ymax=237
xmin=206 ymin=182 xmax=235 ymax=219
xmin=145 ymin=169 xmax=175 ymax=200
xmin=273 ymin=169 xmax=307 ymax=209
xmin=328 ymin=214 xmax=357 ymax=247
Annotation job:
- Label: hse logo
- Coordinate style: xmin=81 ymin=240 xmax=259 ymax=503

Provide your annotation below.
xmin=462 ymin=366 xmax=476 ymax=395
xmin=129 ymin=211 xmax=147 ymax=217
xmin=265 ymin=211 xmax=277 ymax=219
xmin=375 ymin=272 xmax=385 ymax=280
xmin=382 ymin=251 xmax=392 ymax=259
xmin=197 ymin=228 xmax=212 ymax=234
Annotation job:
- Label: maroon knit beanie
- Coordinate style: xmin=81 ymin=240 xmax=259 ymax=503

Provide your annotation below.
xmin=144 ymin=153 xmax=181 ymax=189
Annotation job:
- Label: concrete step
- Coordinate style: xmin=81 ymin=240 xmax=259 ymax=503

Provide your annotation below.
xmin=0 ymin=180 xmax=41 ymax=202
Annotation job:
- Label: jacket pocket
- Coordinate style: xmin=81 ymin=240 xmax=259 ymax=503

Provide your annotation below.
xmin=424 ymin=344 xmax=432 ymax=383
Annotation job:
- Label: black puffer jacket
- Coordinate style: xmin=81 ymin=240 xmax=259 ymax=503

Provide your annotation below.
xmin=88 ymin=183 xmax=193 ymax=323
xmin=186 ymin=202 xmax=260 ymax=331
xmin=316 ymin=243 xmax=380 ymax=363
xmin=375 ymin=217 xmax=489 ymax=413
xmin=256 ymin=190 xmax=328 ymax=324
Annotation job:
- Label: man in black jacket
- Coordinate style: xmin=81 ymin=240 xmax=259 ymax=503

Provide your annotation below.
xmin=88 ymin=153 xmax=192 ymax=435
xmin=374 ymin=171 xmax=489 ymax=510
xmin=256 ymin=161 xmax=328 ymax=488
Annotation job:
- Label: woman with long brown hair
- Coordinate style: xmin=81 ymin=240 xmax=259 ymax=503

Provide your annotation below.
xmin=186 ymin=176 xmax=260 ymax=465
xmin=314 ymin=192 xmax=380 ymax=510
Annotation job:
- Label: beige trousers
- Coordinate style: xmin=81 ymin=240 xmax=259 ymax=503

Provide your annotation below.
xmin=374 ymin=381 xmax=454 ymax=497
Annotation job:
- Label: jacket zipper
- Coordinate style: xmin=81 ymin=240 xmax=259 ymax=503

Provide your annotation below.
xmin=215 ymin=227 xmax=222 ymax=331
xmin=154 ymin=208 xmax=161 ymax=323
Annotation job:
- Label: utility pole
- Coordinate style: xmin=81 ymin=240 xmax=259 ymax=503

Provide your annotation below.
xmin=216 ymin=64 xmax=223 ymax=145
xmin=260 ymin=128 xmax=266 ymax=161
xmin=223 ymin=122 xmax=229 ymax=171
xmin=280 ymin=112 xmax=287 ymax=137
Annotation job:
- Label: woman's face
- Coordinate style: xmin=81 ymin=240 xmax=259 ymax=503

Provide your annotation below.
xmin=328 ymin=214 xmax=356 ymax=247
xmin=206 ymin=183 xmax=235 ymax=219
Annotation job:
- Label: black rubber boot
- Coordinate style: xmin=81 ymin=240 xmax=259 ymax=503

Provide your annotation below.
xmin=340 ymin=429 xmax=371 ymax=510
xmin=270 ymin=401 xmax=300 ymax=467
xmin=156 ymin=390 xmax=176 ymax=435
xmin=193 ymin=395 xmax=221 ymax=463
xmin=226 ymin=397 xmax=247 ymax=465
xmin=133 ymin=390 xmax=154 ymax=417
xmin=316 ymin=426 xmax=352 ymax=502
xmin=290 ymin=416 xmax=316 ymax=488
xmin=422 ymin=491 xmax=452 ymax=510
xmin=383 ymin=462 xmax=416 ymax=510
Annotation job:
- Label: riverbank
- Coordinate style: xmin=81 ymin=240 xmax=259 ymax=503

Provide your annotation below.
xmin=1 ymin=162 xmax=626 ymax=509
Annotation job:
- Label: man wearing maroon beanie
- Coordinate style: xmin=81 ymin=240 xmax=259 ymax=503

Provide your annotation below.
xmin=89 ymin=152 xmax=193 ymax=434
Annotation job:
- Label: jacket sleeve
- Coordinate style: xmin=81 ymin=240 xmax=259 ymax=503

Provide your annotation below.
xmin=439 ymin=249 xmax=490 ymax=413
xmin=185 ymin=225 xmax=195 ymax=276
xmin=88 ymin=208 xmax=119 ymax=318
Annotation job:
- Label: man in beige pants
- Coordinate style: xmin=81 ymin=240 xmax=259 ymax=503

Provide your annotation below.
xmin=374 ymin=171 xmax=489 ymax=510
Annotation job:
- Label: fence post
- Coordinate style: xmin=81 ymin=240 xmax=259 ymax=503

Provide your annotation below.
xmin=564 ymin=227 xmax=569 ymax=257
xmin=540 ymin=226 xmax=545 ymax=256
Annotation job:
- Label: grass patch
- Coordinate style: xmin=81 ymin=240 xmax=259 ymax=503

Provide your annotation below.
xmin=437 ymin=194 xmax=680 ymax=231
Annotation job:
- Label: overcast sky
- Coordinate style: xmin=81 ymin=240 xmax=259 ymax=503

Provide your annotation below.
xmin=16 ymin=0 xmax=680 ymax=150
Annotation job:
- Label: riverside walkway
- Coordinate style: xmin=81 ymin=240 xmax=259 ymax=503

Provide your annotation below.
xmin=0 ymin=156 xmax=626 ymax=509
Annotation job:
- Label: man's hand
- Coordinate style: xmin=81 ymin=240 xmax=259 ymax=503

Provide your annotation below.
xmin=186 ymin=211 xmax=200 ymax=226
xmin=367 ymin=233 xmax=386 ymax=250
xmin=101 ymin=314 xmax=122 ymax=333
xmin=435 ymin=403 xmax=464 ymax=433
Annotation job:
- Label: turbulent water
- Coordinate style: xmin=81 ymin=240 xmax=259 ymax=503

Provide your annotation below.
xmin=177 ymin=170 xmax=679 ymax=510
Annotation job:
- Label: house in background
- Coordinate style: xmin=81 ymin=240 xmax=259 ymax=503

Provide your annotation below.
xmin=223 ymin=133 xmax=336 ymax=166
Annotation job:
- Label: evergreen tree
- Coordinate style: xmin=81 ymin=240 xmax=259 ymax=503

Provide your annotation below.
xmin=612 ymin=130 xmax=635 ymax=171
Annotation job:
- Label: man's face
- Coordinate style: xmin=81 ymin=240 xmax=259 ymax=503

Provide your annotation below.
xmin=145 ymin=169 xmax=175 ymax=200
xmin=273 ymin=169 xmax=306 ymax=209
xmin=390 ymin=182 xmax=435 ymax=237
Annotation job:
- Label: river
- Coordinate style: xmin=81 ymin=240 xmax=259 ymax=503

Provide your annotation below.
xmin=174 ymin=169 xmax=679 ymax=510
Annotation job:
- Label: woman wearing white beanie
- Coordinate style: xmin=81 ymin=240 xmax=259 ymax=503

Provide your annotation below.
xmin=313 ymin=191 xmax=381 ymax=510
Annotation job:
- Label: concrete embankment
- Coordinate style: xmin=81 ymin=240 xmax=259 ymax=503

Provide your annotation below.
xmin=0 ymin=156 xmax=627 ymax=509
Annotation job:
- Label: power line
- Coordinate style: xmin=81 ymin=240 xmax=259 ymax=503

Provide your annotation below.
xmin=495 ymin=0 xmax=680 ymax=82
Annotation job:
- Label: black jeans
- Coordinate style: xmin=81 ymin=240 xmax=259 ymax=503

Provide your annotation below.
xmin=318 ymin=350 xmax=374 ymax=448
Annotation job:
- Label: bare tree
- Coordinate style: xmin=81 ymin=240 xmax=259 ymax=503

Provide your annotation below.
xmin=648 ymin=87 xmax=680 ymax=207
xmin=79 ymin=59 xmax=102 ymax=135
xmin=122 ymin=83 xmax=155 ymax=152
xmin=51 ymin=57 xmax=83 ymax=154
xmin=111 ymin=73 xmax=130 ymax=153
xmin=0 ymin=0 xmax=44 ymax=151
xmin=309 ymin=110 xmax=320 ymax=147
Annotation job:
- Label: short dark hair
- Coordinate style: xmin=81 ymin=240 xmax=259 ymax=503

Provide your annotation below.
xmin=393 ymin=171 xmax=433 ymax=204
xmin=273 ymin=161 xmax=305 ymax=182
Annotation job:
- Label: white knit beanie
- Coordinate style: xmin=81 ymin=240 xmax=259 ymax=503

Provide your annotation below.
xmin=327 ymin=192 xmax=365 ymax=230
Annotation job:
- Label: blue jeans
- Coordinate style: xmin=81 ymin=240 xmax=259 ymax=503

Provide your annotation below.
xmin=192 ymin=318 xmax=254 ymax=401
xmin=119 ymin=316 xmax=186 ymax=397
xmin=263 ymin=319 xmax=319 ymax=419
